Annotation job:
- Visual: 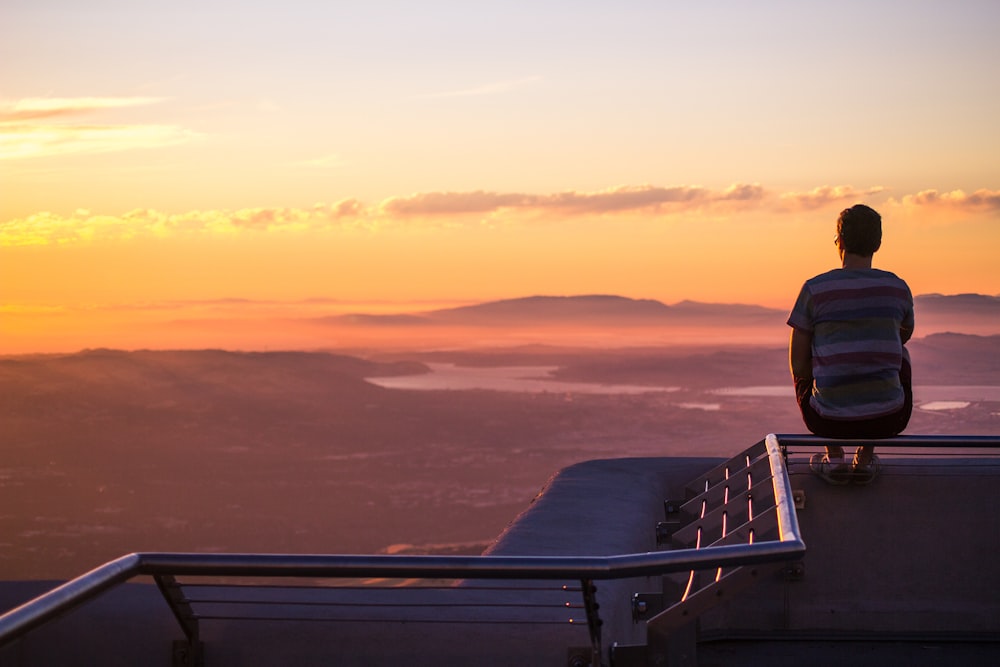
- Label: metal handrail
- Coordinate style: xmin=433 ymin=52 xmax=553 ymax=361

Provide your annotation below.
xmin=0 ymin=545 xmax=805 ymax=642
xmin=775 ymin=434 xmax=1000 ymax=449
xmin=0 ymin=434 xmax=806 ymax=656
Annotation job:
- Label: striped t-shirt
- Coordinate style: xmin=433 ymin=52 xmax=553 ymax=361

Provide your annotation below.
xmin=787 ymin=268 xmax=914 ymax=420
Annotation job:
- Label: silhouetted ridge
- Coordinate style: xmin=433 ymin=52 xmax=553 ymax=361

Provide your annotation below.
xmin=915 ymin=293 xmax=1000 ymax=315
xmin=322 ymin=293 xmax=998 ymax=331
xmin=328 ymin=295 xmax=785 ymax=327
xmin=334 ymin=313 xmax=432 ymax=327
xmin=429 ymin=295 xmax=673 ymax=324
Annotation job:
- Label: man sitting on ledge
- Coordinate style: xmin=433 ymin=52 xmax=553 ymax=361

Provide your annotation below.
xmin=788 ymin=204 xmax=914 ymax=484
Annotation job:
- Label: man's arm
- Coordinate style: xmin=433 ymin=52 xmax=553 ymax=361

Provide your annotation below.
xmin=789 ymin=328 xmax=813 ymax=380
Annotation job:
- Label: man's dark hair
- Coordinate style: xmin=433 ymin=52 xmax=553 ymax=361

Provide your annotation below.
xmin=837 ymin=204 xmax=882 ymax=256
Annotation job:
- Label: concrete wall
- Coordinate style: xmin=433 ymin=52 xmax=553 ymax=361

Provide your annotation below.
xmin=699 ymin=455 xmax=1000 ymax=639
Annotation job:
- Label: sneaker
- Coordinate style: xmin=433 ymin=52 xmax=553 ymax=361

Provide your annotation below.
xmin=810 ymin=453 xmax=852 ymax=485
xmin=851 ymin=454 xmax=881 ymax=486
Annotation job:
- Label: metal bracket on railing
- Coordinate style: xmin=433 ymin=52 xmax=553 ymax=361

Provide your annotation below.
xmin=154 ymin=574 xmax=203 ymax=667
xmin=655 ymin=521 xmax=676 ymax=545
xmin=631 ymin=592 xmax=664 ymax=622
xmin=656 ymin=500 xmax=682 ymax=545
xmin=580 ymin=579 xmax=603 ymax=667
xmin=784 ymin=561 xmax=805 ymax=581
xmin=607 ymin=641 xmax=646 ymax=667
xmin=172 ymin=639 xmax=203 ymax=667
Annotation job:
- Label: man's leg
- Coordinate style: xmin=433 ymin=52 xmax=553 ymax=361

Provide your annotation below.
xmin=853 ymin=354 xmax=913 ymax=465
xmin=854 ymin=445 xmax=875 ymax=467
xmin=795 ymin=376 xmax=844 ymax=458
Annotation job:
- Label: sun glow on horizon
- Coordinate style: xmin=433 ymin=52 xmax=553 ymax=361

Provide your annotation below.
xmin=2 ymin=2 xmax=998 ymax=353
xmin=3 ymin=183 xmax=999 ymax=354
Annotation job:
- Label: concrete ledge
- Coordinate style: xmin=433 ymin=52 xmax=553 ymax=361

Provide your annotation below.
xmin=486 ymin=457 xmax=720 ymax=558
xmin=484 ymin=456 xmax=720 ymax=651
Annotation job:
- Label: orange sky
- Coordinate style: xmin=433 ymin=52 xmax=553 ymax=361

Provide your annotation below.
xmin=2 ymin=2 xmax=998 ymax=353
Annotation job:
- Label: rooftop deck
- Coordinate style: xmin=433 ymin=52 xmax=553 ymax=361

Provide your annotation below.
xmin=1 ymin=435 xmax=998 ymax=666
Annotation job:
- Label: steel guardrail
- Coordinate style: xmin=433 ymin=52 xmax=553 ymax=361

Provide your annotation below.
xmin=774 ymin=434 xmax=1000 ymax=449
xmin=1 ymin=433 xmax=809 ymax=653
xmin=0 ymin=545 xmax=806 ymax=641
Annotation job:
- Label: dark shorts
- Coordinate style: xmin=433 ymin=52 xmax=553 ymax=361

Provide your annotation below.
xmin=794 ymin=356 xmax=912 ymax=439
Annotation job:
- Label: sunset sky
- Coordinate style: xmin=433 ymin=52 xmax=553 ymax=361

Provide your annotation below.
xmin=2 ymin=1 xmax=999 ymax=353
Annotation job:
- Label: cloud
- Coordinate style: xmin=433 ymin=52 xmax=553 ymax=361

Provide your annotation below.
xmin=543 ymin=184 xmax=766 ymax=214
xmin=379 ymin=184 xmax=766 ymax=217
xmin=720 ymin=183 xmax=767 ymax=201
xmin=4 ymin=183 xmax=981 ymax=246
xmin=898 ymin=189 xmax=1000 ymax=212
xmin=0 ymin=96 xmax=196 ymax=160
xmin=0 ymin=123 xmax=197 ymax=160
xmin=0 ymin=200 xmax=369 ymax=246
xmin=0 ymin=184 xmax=771 ymax=245
xmin=379 ymin=191 xmax=534 ymax=216
xmin=0 ymin=97 xmax=166 ymax=122
xmin=541 ymin=186 xmax=707 ymax=214
xmin=778 ymin=185 xmax=887 ymax=211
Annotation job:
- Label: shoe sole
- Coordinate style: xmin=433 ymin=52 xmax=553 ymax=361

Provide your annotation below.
xmin=810 ymin=454 xmax=851 ymax=485
xmin=850 ymin=456 xmax=881 ymax=486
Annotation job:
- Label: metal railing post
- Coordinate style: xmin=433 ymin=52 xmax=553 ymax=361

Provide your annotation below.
xmin=154 ymin=574 xmax=203 ymax=667
xmin=580 ymin=578 xmax=602 ymax=667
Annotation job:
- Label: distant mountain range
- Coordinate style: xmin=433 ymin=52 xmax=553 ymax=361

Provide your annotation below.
xmin=915 ymin=293 xmax=1000 ymax=315
xmin=327 ymin=295 xmax=782 ymax=328
xmin=323 ymin=293 xmax=998 ymax=329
